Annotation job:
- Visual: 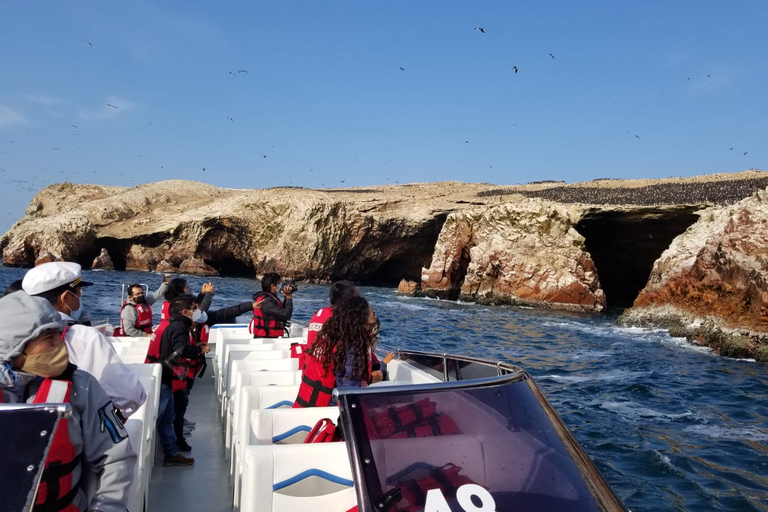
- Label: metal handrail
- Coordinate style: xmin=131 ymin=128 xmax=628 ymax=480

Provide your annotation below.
xmin=394 ymin=348 xmax=525 ymax=381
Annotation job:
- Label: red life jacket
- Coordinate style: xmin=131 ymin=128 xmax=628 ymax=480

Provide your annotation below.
xmin=248 ymin=292 xmax=286 ymax=338
xmin=29 ymin=378 xmax=81 ymax=512
xmin=303 ymin=417 xmax=342 ymax=443
xmin=160 ymin=301 xmax=170 ymax=322
xmin=369 ymin=399 xmax=461 ymax=439
xmin=306 ymin=307 xmax=333 ymax=348
xmin=145 ymin=317 xmax=169 ymax=364
xmin=294 ymin=346 xmax=372 ymax=408
xmin=393 ymin=463 xmax=475 ymax=512
xmin=173 ymin=331 xmax=198 ymax=393
xmin=198 ymin=323 xmax=210 ymax=343
xmin=114 ymin=302 xmax=153 ymax=336
xmin=293 ymin=352 xmax=337 ymax=408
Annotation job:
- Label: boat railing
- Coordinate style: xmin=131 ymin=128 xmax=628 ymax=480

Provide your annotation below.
xmin=396 ymin=348 xmax=525 ymax=382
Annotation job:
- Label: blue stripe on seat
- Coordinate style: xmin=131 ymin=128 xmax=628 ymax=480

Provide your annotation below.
xmin=266 ymin=400 xmax=294 ymax=409
xmin=272 ymin=425 xmax=311 ymax=442
xmin=273 ymin=469 xmax=354 ymax=491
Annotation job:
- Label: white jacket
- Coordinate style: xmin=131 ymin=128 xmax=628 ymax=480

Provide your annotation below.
xmin=60 ymin=311 xmax=147 ymax=417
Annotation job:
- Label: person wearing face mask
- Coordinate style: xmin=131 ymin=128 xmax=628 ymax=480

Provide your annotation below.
xmin=22 ymin=262 xmax=147 ymax=419
xmin=0 ymin=291 xmax=137 ymax=512
xmin=116 ymin=278 xmax=168 ymax=337
xmin=158 ymin=294 xmax=210 ymax=461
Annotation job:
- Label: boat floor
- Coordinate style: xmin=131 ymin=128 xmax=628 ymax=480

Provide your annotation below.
xmin=148 ymin=371 xmax=233 ymax=512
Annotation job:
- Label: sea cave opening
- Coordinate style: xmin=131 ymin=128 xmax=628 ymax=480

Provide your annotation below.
xmin=575 ymin=207 xmax=700 ymax=310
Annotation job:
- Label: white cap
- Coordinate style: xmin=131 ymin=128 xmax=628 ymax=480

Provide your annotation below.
xmin=22 ymin=262 xmax=94 ymax=296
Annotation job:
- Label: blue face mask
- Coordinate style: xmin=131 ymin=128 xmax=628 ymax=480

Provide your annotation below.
xmin=192 ymin=309 xmax=208 ymax=324
xmin=68 ymin=292 xmax=83 ymax=321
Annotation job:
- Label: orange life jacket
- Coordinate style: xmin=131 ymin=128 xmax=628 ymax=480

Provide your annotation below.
xmin=248 ymin=292 xmax=286 ymax=338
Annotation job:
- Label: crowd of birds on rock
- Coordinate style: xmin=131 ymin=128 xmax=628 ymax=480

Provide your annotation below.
xmin=477 ymin=177 xmax=768 ymax=206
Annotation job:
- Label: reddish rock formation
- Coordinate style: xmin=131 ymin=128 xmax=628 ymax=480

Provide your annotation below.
xmin=155 ymin=260 xmax=179 ymax=273
xmin=625 ymin=187 xmax=768 ymax=335
xmin=178 ymin=258 xmax=219 ymax=276
xmin=397 ymin=279 xmax=419 ymax=296
xmin=421 ymin=201 xmax=606 ymax=312
xmin=91 ymin=248 xmax=115 ymax=270
xmin=34 ymin=252 xmax=57 ymax=266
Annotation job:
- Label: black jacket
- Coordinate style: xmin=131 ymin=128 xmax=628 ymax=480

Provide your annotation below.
xmin=159 ymin=313 xmax=203 ymax=385
xmin=258 ymin=292 xmax=293 ymax=323
xmin=206 ymin=301 xmax=254 ymax=326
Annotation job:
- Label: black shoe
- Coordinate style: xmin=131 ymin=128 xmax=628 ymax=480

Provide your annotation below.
xmin=163 ymin=453 xmax=194 ymax=466
xmin=176 ymin=440 xmax=192 ymax=452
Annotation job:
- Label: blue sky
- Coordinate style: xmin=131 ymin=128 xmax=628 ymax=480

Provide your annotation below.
xmin=1 ymin=1 xmax=766 ymax=233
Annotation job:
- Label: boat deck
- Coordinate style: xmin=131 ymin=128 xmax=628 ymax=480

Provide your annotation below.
xmin=148 ymin=371 xmax=232 ymax=512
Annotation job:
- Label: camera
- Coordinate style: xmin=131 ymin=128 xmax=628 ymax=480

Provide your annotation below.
xmin=281 ymin=281 xmax=299 ymax=294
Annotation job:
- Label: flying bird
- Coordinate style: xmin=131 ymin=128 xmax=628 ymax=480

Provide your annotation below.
xmin=70 ymin=124 xmax=78 ymax=129
xmin=549 ymin=53 xmax=555 ymax=59
xmin=106 ymin=103 xmax=118 ymax=109
xmin=263 ymin=155 xmax=267 ymax=158
xmin=85 ymin=41 xmax=92 ymax=48
xmin=399 ymin=66 xmax=405 ymax=71
xmin=238 ymin=69 xmax=248 ymax=74
xmin=743 ymin=152 xmax=748 ymax=156
xmin=228 ymin=71 xmax=235 ymax=76
xmin=729 ymin=147 xmax=733 ymax=150
xmin=474 ymin=27 xmax=485 ymax=33
xmin=512 ymin=66 xmax=518 ymax=73
xmin=227 ymin=117 xmax=233 ymax=121
xmin=634 ymin=134 xmax=641 ymax=139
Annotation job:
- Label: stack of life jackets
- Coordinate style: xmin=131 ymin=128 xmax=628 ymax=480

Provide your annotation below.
xmin=365 ymin=399 xmax=461 ymax=439
xmin=248 ymin=292 xmax=287 ymax=338
xmin=1 ymin=372 xmax=81 ymax=512
xmin=113 ymin=301 xmax=153 ymax=337
xmin=388 ymin=463 xmax=477 ymax=512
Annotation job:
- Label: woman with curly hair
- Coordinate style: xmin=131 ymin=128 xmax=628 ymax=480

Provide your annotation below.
xmin=294 ymin=295 xmax=380 ymax=407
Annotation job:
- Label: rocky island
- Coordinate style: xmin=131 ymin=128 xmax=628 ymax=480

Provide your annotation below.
xmin=2 ymin=170 xmax=767 ymax=361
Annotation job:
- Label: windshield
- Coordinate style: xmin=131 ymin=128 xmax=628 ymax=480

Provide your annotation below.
xmin=0 ymin=404 xmax=69 ymax=512
xmin=339 ymin=375 xmax=625 ymax=512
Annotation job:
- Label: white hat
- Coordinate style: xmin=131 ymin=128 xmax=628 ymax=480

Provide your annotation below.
xmin=22 ymin=262 xmax=94 ymax=296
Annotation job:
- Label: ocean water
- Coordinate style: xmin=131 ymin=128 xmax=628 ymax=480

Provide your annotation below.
xmin=2 ymin=267 xmax=766 ymax=511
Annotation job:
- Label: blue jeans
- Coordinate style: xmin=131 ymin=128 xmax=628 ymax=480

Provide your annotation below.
xmin=157 ymin=384 xmax=179 ymax=458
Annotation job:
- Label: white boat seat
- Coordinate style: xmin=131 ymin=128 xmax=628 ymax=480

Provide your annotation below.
xmin=231 ymin=385 xmax=301 ymax=470
xmin=216 ymin=337 xmax=303 ymax=398
xmin=240 ymin=443 xmax=355 ymax=512
xmin=223 ymin=362 xmax=301 ymax=451
xmin=114 ymin=346 xmax=149 ymax=364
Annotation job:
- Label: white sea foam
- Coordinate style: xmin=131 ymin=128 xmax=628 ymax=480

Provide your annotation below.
xmin=599 ymin=400 xmax=694 ymax=421
xmin=652 ymin=449 xmax=675 ymax=470
xmin=682 ymin=424 xmax=768 ymax=442
xmin=541 ymin=369 xmax=650 ymax=383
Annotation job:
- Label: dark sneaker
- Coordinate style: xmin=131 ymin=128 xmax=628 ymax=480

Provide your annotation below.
xmin=177 ymin=440 xmax=192 ymax=452
xmin=163 ymin=454 xmax=194 ymax=466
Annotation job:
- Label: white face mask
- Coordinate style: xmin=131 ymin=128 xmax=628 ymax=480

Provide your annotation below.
xmin=68 ymin=292 xmax=83 ymax=321
xmin=192 ymin=309 xmax=207 ymax=324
